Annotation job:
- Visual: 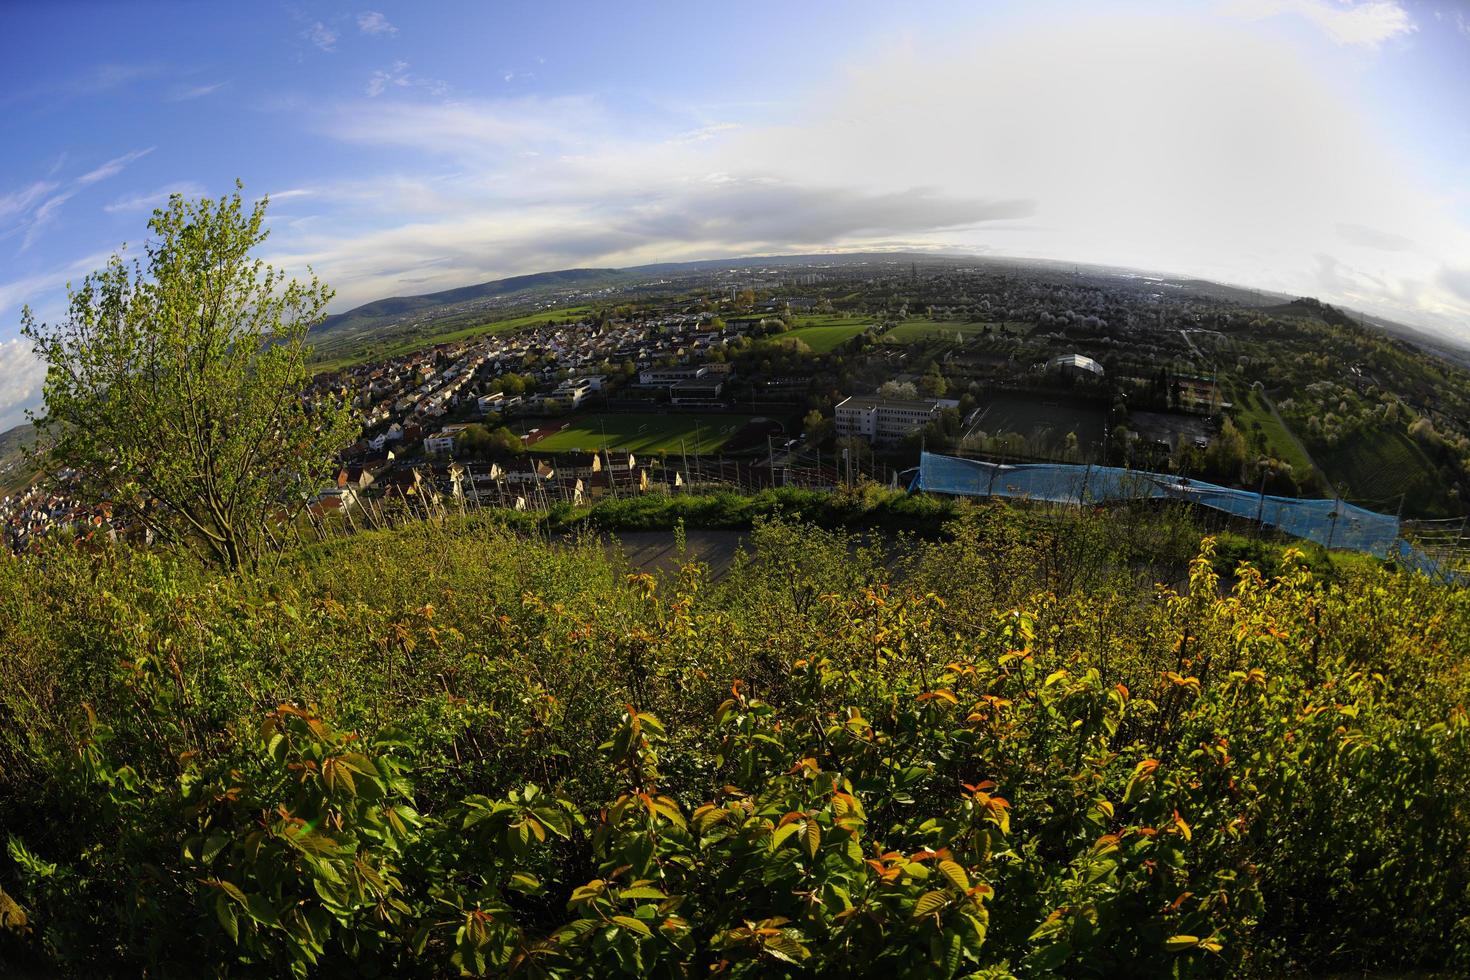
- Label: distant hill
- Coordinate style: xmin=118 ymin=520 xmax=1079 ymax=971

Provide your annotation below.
xmin=313 ymin=267 xmax=624 ymax=341
xmin=305 ymin=249 xmax=1470 ymax=369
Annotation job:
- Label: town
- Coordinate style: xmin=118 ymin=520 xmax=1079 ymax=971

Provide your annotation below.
xmin=8 ymin=254 xmax=1470 ymax=552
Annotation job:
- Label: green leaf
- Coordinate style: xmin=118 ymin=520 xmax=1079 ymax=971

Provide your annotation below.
xmin=214 ymin=892 xmax=239 ymax=944
xmin=938 ymin=859 xmax=970 ymax=892
xmin=612 ymin=915 xmax=652 ymax=937
xmin=764 ymin=935 xmax=811 ymax=964
xmin=200 ymin=834 xmax=229 ymax=865
xmin=1165 ymin=934 xmax=1200 ymax=951
xmin=913 ymin=890 xmax=948 ymax=919
xmin=1027 ymin=941 xmax=1072 ymax=971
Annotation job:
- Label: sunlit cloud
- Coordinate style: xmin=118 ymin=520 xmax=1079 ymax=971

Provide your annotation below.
xmin=271 ymin=7 xmax=1470 ymax=339
xmin=1221 ymin=0 xmax=1415 ymax=47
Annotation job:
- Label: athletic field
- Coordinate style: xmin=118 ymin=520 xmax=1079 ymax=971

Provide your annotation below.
xmin=522 ymin=413 xmax=757 ymax=454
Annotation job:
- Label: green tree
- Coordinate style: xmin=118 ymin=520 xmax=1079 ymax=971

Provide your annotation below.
xmin=802 ymin=408 xmax=832 ymax=445
xmin=21 ymin=183 xmax=357 ymax=571
xmin=919 ymin=366 xmax=948 ymax=398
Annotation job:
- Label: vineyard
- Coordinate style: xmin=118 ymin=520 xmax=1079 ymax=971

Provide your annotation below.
xmin=1 ymin=502 xmax=1467 ymax=977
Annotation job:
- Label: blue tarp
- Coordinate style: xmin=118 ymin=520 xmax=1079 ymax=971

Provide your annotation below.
xmin=918 ymin=452 xmax=1409 ymax=559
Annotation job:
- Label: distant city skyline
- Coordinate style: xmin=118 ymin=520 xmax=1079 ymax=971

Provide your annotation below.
xmin=2 ymin=0 xmax=1469 ymax=429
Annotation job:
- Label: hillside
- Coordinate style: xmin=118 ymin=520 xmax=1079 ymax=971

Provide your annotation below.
xmin=0 ymin=424 xmax=39 ymax=497
xmin=1 ymin=501 xmax=1466 ymax=976
xmin=310 ymin=268 xmax=624 ymax=348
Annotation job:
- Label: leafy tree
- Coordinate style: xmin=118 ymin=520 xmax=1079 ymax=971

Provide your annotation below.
xmin=919 ymin=366 xmax=948 ymax=398
xmin=21 ymin=183 xmax=357 ymax=571
xmin=802 ymin=409 xmax=832 ymax=445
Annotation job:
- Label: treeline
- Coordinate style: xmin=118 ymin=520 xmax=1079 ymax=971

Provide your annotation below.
xmin=1 ymin=502 xmax=1467 ymax=976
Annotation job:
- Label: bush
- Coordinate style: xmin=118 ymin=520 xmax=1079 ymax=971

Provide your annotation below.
xmin=2 ymin=513 xmax=1468 ymax=976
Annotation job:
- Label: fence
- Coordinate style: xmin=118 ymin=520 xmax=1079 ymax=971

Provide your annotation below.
xmin=916 ymin=451 xmax=1454 ymax=576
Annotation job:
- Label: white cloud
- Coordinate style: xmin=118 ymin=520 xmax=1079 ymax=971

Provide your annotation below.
xmin=1221 ymin=0 xmax=1415 ymax=47
xmin=103 ymin=182 xmax=208 ymax=213
xmin=0 ymin=249 xmax=116 ymax=430
xmin=357 ymin=11 xmax=397 ymax=36
xmin=366 ymin=61 xmax=448 ymax=98
xmin=669 ymin=123 xmax=740 ymax=144
xmin=305 ymin=21 xmax=338 ymax=52
xmin=0 ymin=181 xmax=59 ymax=225
xmin=326 ymin=95 xmax=596 ymax=154
xmin=77 ymin=147 xmax=155 ymax=186
xmin=0 ymin=338 xmax=46 ymax=432
xmin=1337 ymin=222 xmax=1414 ymax=251
xmin=281 ymin=9 xmax=1469 ymax=339
xmin=167 ymin=81 xmax=226 ymax=101
xmin=21 ymin=191 xmax=76 ymax=251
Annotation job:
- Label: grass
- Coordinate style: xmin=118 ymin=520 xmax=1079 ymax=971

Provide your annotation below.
xmin=882 ymin=319 xmax=1031 ymax=344
xmin=780 ymin=314 xmax=874 ymax=353
xmin=1232 ymin=386 xmax=1316 ymax=476
xmin=310 ymin=305 xmax=593 ymax=373
xmin=1314 ymin=425 xmax=1449 ymax=515
xmin=518 ymin=412 xmax=759 ymax=455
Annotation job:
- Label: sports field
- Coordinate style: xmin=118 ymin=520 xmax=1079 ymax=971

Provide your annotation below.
xmin=781 ymin=314 xmax=873 ymax=353
xmin=521 ymin=413 xmax=757 ymax=454
xmin=882 ymin=319 xmax=1031 ymax=344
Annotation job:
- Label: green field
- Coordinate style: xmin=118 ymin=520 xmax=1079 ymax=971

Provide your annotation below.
xmin=311 ymin=306 xmax=593 ymax=373
xmin=781 ymin=314 xmax=873 ymax=353
xmin=1232 ymin=387 xmax=1316 ymax=476
xmin=882 ymin=319 xmax=1030 ymax=344
xmin=520 ymin=412 xmax=756 ymax=454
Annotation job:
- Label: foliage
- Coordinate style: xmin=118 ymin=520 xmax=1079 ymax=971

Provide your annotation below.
xmin=1 ymin=510 xmax=1468 ymax=976
xmin=20 ymin=183 xmax=358 ymax=571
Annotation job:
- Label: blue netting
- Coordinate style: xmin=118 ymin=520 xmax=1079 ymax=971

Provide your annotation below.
xmin=918 ymin=452 xmax=1405 ymax=558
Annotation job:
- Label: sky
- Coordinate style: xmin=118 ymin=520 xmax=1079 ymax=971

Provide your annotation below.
xmin=1 ymin=0 xmax=1469 ymax=429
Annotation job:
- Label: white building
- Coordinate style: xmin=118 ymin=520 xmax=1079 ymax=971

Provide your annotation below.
xmin=639 ymin=366 xmax=707 ymax=386
xmin=552 ymin=379 xmax=595 ymax=407
xmin=835 ymin=395 xmax=945 ymax=443
xmin=1047 ymin=353 xmax=1105 ymax=379
xmin=425 ymin=424 xmax=470 ymax=456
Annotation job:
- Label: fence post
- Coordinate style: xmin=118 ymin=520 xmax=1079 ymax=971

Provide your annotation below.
xmin=1255 ymin=466 xmax=1267 ymax=532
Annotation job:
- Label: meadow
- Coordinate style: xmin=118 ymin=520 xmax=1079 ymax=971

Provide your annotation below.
xmin=521 ymin=412 xmax=758 ymax=455
xmin=781 ymin=314 xmax=875 ymax=353
xmin=1230 ymin=387 xmax=1316 ymax=477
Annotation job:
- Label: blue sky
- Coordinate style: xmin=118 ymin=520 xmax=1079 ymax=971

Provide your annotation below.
xmin=2 ymin=0 xmax=1469 ymax=427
